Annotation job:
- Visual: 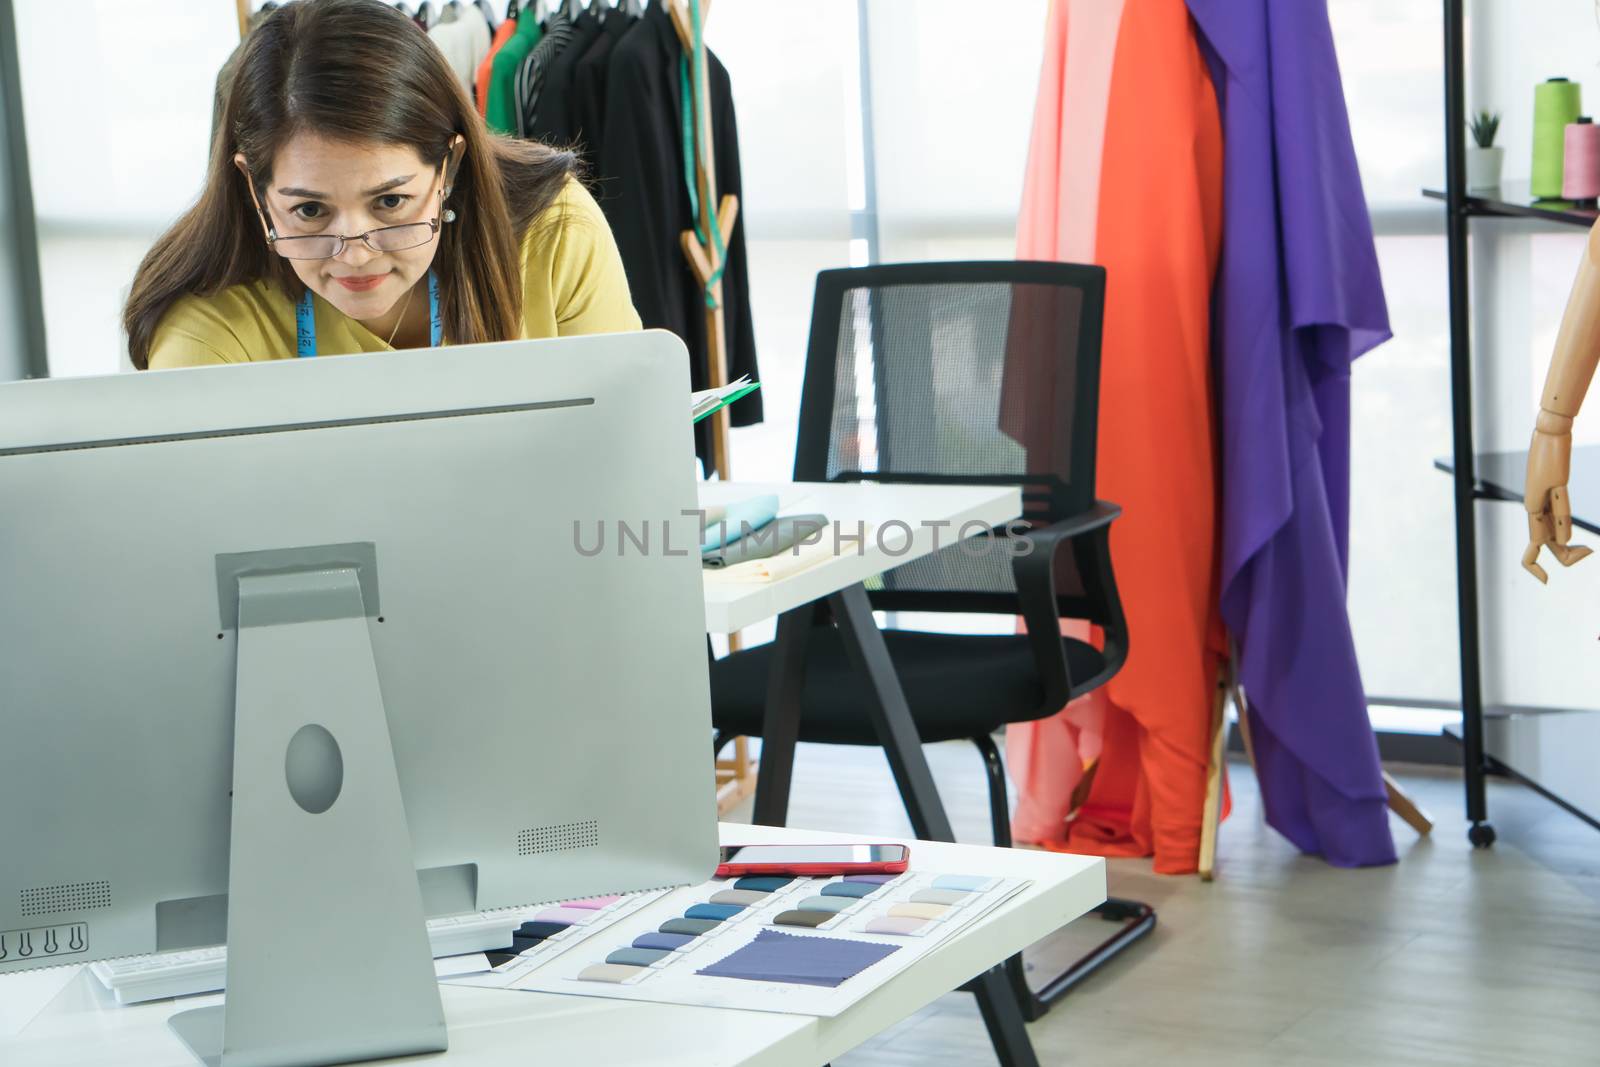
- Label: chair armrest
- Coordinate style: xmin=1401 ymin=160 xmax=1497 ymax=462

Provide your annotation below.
xmin=1021 ymin=501 xmax=1120 ymax=551
xmin=1010 ymin=501 xmax=1125 ymax=711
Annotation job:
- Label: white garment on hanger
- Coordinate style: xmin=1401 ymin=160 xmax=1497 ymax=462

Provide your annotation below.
xmin=429 ymin=4 xmax=492 ymax=95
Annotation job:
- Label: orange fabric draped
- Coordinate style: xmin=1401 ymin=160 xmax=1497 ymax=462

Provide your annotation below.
xmin=1009 ymin=0 xmax=1228 ymax=874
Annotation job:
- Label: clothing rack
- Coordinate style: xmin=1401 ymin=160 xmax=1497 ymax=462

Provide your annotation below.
xmin=665 ymin=0 xmax=736 ymax=483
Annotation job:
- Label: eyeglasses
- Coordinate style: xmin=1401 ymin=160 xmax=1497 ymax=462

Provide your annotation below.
xmin=244 ymin=158 xmax=450 ymax=261
xmin=265 ymin=218 xmax=442 ymax=261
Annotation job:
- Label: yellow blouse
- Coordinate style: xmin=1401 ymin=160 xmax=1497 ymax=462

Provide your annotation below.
xmin=147 ymin=178 xmax=641 ymax=369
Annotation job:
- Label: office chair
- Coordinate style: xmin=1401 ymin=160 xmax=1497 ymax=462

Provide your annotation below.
xmin=709 ymin=261 xmax=1155 ymax=1021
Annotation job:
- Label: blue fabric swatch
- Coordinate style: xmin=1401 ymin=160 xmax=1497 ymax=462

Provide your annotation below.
xmin=696 ymin=928 xmax=900 ymax=988
xmin=931 ymin=875 xmax=988 ymax=892
xmin=820 ymin=881 xmax=877 ymax=899
xmin=686 ymin=903 xmax=744 ymax=921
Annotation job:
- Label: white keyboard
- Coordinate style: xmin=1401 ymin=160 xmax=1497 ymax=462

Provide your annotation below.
xmin=88 ymin=911 xmax=516 ymax=1004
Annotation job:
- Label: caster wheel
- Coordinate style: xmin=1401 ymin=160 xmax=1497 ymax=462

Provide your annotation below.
xmin=1468 ymin=822 xmax=1496 ymax=849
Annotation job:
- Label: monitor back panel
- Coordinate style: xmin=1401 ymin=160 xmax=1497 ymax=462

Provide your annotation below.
xmin=0 ymin=334 xmax=719 ymax=972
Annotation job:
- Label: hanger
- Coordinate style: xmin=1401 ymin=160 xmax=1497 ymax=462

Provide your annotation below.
xmin=562 ymin=0 xmax=583 ymax=17
xmin=668 ymin=0 xmax=710 ymax=51
xmin=622 ymin=0 xmax=643 ymax=16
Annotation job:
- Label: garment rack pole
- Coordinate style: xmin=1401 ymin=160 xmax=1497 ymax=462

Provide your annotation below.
xmin=667 ymin=0 xmax=757 ymax=812
xmin=1440 ymin=0 xmax=1495 ymax=848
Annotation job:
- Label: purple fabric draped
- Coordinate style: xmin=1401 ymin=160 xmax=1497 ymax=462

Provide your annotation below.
xmin=1185 ymin=0 xmax=1397 ymax=866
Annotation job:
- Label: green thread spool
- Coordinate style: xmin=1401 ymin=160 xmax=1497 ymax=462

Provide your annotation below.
xmin=1533 ymin=77 xmax=1582 ymax=198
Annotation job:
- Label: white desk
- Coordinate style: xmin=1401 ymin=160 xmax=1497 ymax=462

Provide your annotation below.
xmin=694 ymin=480 xmax=1044 ymax=1065
xmin=1 ymin=825 xmax=1104 ymax=1067
xmin=698 ymin=482 xmax=1022 ymax=635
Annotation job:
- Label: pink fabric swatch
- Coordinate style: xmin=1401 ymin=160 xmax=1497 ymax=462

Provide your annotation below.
xmin=533 ymin=906 xmax=597 ymax=926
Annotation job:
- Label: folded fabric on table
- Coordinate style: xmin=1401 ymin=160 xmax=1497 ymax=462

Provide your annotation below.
xmin=695 ymin=928 xmax=899 ymax=988
xmin=702 ymin=524 xmax=875 ymax=584
xmin=699 ymin=494 xmax=779 ymax=552
xmin=703 ymin=514 xmax=828 ymax=568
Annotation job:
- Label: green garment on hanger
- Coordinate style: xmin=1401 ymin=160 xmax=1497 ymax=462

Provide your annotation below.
xmin=486 ymin=5 xmax=543 ymax=135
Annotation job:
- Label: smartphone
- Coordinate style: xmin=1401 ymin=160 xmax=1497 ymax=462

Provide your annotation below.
xmin=715 ymin=843 xmax=910 ymax=878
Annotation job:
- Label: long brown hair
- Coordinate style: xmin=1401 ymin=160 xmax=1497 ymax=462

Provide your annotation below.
xmin=125 ymin=0 xmax=575 ymax=370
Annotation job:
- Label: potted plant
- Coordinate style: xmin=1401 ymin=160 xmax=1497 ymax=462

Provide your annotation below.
xmin=1468 ymin=109 xmax=1503 ymax=190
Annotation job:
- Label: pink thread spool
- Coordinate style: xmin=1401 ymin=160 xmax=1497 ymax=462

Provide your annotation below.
xmin=1563 ymin=117 xmax=1600 ymax=201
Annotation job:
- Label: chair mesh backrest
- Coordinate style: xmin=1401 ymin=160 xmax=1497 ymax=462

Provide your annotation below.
xmin=794 ymin=262 xmax=1106 ymax=612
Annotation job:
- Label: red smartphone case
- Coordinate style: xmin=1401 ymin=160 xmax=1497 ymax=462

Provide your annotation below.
xmin=714 ymin=846 xmax=910 ymax=879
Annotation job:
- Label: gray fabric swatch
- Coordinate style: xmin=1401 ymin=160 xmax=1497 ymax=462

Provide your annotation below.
xmin=702 ymin=514 xmax=829 ymax=568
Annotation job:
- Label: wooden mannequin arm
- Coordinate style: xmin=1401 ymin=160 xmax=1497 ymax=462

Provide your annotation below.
xmin=1538 ymin=222 xmax=1600 ymax=427
xmin=1523 ymin=221 xmax=1600 ymax=581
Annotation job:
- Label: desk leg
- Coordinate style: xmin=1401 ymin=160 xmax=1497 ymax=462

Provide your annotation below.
xmin=829 ymin=583 xmax=955 ymax=842
xmin=974 ymin=967 xmax=1042 ymax=1067
xmin=828 ymin=584 xmax=1040 ymax=1067
xmin=751 ymin=606 xmax=814 ymax=827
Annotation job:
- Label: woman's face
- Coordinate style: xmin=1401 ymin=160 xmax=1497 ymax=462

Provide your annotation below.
xmin=252 ymin=133 xmax=448 ymax=325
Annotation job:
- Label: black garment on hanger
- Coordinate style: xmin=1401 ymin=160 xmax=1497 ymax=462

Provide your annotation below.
xmin=568 ymin=10 xmax=634 ymax=163
xmin=513 ymin=8 xmax=577 ymax=137
xmin=599 ymin=3 xmax=763 ymax=467
xmin=528 ymin=10 xmax=604 ymax=146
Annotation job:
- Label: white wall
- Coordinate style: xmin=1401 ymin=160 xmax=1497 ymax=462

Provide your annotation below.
xmin=13 ymin=0 xmax=236 ymax=377
xmin=866 ymin=0 xmax=1045 ymax=256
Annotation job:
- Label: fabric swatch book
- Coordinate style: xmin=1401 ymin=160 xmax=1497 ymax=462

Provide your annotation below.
xmin=691 ymin=376 xmax=761 ymax=423
xmin=445 ymin=870 xmax=1029 ymax=1017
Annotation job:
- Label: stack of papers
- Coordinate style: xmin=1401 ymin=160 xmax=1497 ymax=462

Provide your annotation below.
xmin=691 ymin=376 xmax=761 ymax=423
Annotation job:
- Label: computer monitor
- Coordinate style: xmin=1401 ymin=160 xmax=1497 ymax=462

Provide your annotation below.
xmin=0 ymin=333 xmax=720 ymax=1066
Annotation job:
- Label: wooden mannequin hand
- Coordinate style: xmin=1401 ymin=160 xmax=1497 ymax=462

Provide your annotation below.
xmin=1524 ymin=421 xmax=1593 ymax=582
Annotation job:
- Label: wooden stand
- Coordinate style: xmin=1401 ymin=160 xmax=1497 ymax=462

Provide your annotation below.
xmin=667 ymin=0 xmax=757 ymax=814
xmin=1199 ymin=653 xmax=1432 ymax=881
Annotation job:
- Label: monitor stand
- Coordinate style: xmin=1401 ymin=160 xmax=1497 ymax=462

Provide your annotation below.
xmin=169 ymin=568 xmax=447 ymax=1067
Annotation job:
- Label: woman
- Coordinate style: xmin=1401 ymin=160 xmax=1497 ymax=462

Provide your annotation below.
xmin=125 ymin=0 xmax=639 ymax=371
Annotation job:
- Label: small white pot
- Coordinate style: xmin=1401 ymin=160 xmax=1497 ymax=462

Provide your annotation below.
xmin=1467 ymin=146 xmax=1504 ymax=191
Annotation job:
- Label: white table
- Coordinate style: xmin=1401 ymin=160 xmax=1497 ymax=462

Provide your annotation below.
xmin=698 ymin=482 xmax=1022 ymax=635
xmin=1 ymin=825 xmax=1104 ymax=1067
xmin=694 ymin=481 xmax=1045 ymax=1065
xmin=695 ymin=480 xmax=1023 ymax=835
